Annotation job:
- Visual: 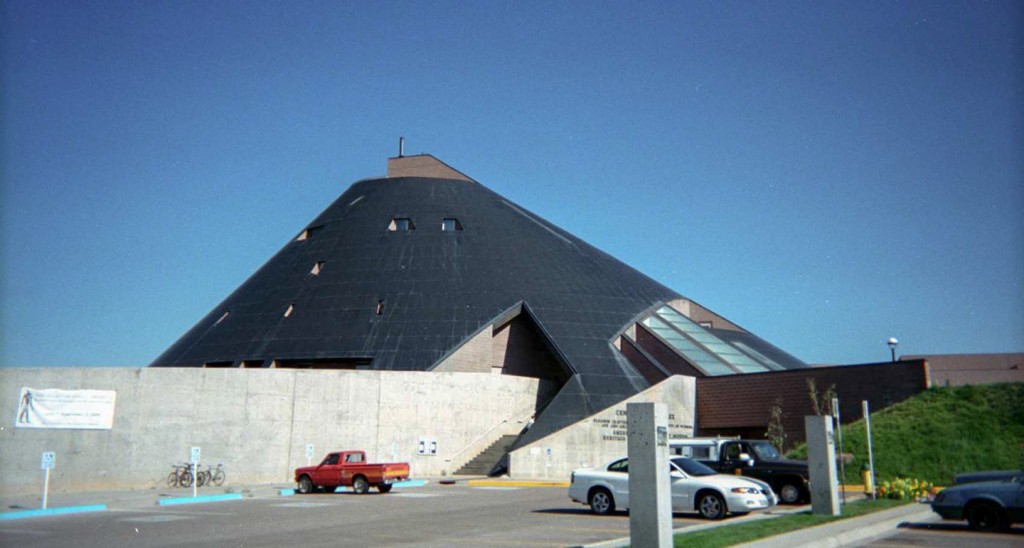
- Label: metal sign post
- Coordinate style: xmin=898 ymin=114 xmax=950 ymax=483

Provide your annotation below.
xmin=862 ymin=401 xmax=876 ymax=499
xmin=832 ymin=397 xmax=846 ymax=505
xmin=190 ymin=446 xmax=201 ymax=498
xmin=41 ymin=451 xmax=55 ymax=509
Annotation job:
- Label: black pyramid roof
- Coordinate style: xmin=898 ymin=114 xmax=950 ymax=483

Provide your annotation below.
xmin=151 ymin=155 xmax=804 ymax=443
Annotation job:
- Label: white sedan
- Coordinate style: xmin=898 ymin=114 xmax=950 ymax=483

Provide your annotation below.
xmin=568 ymin=456 xmax=776 ymax=519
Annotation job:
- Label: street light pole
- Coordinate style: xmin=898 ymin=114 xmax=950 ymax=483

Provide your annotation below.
xmin=887 ymin=337 xmax=898 ymax=362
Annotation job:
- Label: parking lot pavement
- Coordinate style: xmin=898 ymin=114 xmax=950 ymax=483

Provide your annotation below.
xmin=0 ymin=483 xmax=290 ymax=514
xmin=1 ymin=480 xmax=778 ymax=547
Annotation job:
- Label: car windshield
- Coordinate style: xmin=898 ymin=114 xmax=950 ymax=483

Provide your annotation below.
xmin=671 ymin=457 xmax=717 ymax=476
xmin=750 ymin=441 xmax=782 ymax=460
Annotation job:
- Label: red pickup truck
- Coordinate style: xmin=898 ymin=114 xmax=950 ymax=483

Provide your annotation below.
xmin=295 ymin=450 xmax=410 ymax=494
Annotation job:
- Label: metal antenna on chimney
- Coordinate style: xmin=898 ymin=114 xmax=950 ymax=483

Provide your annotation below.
xmin=399 ymin=137 xmax=404 ymax=158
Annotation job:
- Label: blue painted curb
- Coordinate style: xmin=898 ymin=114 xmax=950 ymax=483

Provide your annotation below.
xmin=157 ymin=493 xmax=243 ymax=506
xmin=396 ymin=479 xmax=427 ymax=487
xmin=0 ymin=504 xmax=107 ymax=520
xmin=332 ymin=479 xmax=427 ymax=493
xmin=279 ymin=489 xmax=295 ymax=496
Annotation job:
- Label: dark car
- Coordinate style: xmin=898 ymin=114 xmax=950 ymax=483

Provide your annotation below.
xmin=931 ymin=471 xmax=1024 ymax=531
xmin=954 ymin=469 xmax=1023 ymax=485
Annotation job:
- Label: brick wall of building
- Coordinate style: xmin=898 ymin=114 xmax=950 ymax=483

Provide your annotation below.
xmin=696 ymin=360 xmax=929 ymax=450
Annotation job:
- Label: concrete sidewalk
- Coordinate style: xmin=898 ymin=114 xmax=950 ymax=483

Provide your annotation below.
xmin=582 ymin=499 xmax=938 ymax=548
xmin=734 ymin=501 xmax=938 ymax=548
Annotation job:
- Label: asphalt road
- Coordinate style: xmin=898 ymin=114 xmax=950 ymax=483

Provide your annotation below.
xmin=0 ymin=483 xmax=744 ymax=547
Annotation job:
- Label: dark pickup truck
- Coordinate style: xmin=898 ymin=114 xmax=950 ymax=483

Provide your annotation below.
xmin=672 ymin=438 xmax=810 ymax=504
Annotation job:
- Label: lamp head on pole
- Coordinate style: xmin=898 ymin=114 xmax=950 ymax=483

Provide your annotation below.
xmin=887 ymin=337 xmax=898 ymax=362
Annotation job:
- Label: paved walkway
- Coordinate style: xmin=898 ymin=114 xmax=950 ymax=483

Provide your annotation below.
xmin=580 ymin=497 xmax=938 ymax=548
xmin=734 ymin=502 xmax=938 ymax=548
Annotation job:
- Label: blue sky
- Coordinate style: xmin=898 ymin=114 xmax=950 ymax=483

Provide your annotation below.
xmin=2 ymin=1 xmax=1021 ymax=367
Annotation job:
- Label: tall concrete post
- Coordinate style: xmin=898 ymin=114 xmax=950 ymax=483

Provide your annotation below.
xmin=805 ymin=415 xmax=840 ymax=515
xmin=628 ymin=402 xmax=672 ymax=548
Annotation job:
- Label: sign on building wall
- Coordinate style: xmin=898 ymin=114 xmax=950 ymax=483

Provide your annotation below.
xmin=14 ymin=387 xmax=116 ymax=430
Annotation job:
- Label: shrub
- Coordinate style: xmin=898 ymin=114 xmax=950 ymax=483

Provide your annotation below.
xmin=876 ymin=477 xmax=933 ymax=500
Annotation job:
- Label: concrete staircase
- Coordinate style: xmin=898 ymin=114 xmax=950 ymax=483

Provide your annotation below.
xmin=454 ymin=435 xmax=519 ymax=476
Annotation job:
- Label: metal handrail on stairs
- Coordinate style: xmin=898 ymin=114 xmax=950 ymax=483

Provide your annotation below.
xmin=443 ymin=414 xmax=530 ymax=476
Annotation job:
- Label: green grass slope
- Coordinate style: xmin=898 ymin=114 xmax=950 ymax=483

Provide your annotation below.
xmin=786 ymin=383 xmax=1024 ymax=485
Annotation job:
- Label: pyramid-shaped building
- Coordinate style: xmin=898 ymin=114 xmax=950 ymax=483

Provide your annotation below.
xmin=152 ymin=154 xmax=806 ymax=444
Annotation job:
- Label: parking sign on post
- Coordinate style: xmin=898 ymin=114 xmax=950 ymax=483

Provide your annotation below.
xmin=190 ymin=447 xmax=200 ymax=497
xmin=40 ymin=451 xmax=55 ymax=509
xmin=306 ymin=443 xmax=314 ymax=466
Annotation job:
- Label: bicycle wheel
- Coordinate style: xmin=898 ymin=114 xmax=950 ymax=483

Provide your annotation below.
xmin=181 ymin=470 xmax=194 ymax=487
xmin=213 ymin=469 xmax=226 ymax=486
xmin=196 ymin=470 xmax=206 ymax=487
xmin=167 ymin=471 xmax=179 ymax=488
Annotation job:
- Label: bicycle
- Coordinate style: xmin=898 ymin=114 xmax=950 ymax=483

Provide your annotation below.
xmin=196 ymin=463 xmax=226 ymax=487
xmin=166 ymin=463 xmax=194 ymax=488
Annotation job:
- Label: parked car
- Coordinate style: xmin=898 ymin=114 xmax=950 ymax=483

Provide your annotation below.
xmin=568 ymin=456 xmax=776 ymax=519
xmin=953 ymin=469 xmax=1024 ymax=485
xmin=671 ymin=437 xmax=810 ymax=504
xmin=931 ymin=470 xmax=1024 ymax=531
xmin=294 ymin=450 xmax=410 ymax=494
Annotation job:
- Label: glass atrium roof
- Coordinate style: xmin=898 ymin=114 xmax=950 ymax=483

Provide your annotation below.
xmin=639 ymin=305 xmax=777 ymax=376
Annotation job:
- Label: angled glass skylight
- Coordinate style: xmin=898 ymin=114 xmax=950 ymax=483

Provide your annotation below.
xmin=653 ymin=306 xmax=770 ymax=374
xmin=640 ymin=315 xmax=735 ymax=376
xmin=730 ymin=340 xmax=786 ymax=371
xmin=638 ymin=305 xmax=779 ymax=376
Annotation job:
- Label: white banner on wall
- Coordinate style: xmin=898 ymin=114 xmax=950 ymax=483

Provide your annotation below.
xmin=15 ymin=387 xmax=116 ymax=430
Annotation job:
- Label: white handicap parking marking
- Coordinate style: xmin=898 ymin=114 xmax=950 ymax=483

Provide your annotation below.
xmin=120 ymin=515 xmax=191 ymax=523
xmin=272 ymin=502 xmax=339 ymax=508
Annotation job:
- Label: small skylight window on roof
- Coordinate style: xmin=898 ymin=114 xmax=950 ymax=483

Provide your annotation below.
xmin=441 ymin=218 xmax=463 ymax=231
xmin=375 ymin=300 xmax=384 ymax=315
xmin=284 ymin=304 xmax=295 ymax=318
xmin=387 ymin=218 xmax=415 ymax=232
xmin=311 ymin=261 xmax=324 ymax=275
xmin=296 ymin=224 xmax=324 ymax=241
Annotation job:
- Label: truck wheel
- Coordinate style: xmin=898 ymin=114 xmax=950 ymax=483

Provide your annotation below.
xmin=698 ymin=492 xmax=727 ymax=520
xmin=297 ymin=476 xmax=314 ymax=494
xmin=353 ymin=476 xmax=369 ymax=494
xmin=778 ymin=482 xmax=802 ymax=504
xmin=588 ymin=488 xmax=614 ymax=515
xmin=378 ymin=484 xmax=393 ymax=493
xmin=967 ymin=501 xmax=1007 ymax=531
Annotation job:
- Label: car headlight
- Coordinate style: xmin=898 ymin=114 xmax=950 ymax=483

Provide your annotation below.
xmin=731 ymin=487 xmax=759 ymax=494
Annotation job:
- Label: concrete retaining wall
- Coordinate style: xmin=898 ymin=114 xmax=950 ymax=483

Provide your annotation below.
xmin=0 ymin=368 xmax=555 ymax=495
xmin=510 ymin=375 xmax=696 ymax=479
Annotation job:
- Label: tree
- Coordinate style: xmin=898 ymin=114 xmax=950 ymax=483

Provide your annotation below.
xmin=807 ymin=378 xmax=837 ymax=416
xmin=765 ymin=397 xmax=786 ymax=450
